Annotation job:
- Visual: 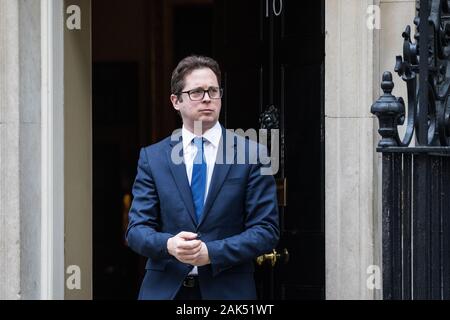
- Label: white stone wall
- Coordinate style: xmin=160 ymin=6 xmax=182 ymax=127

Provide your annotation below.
xmin=0 ymin=0 xmax=41 ymax=299
xmin=0 ymin=0 xmax=22 ymax=300
xmin=325 ymin=0 xmax=415 ymax=299
xmin=18 ymin=0 xmax=42 ymax=299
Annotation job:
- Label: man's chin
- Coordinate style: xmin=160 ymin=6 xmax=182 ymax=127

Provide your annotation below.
xmin=197 ymin=117 xmax=217 ymax=126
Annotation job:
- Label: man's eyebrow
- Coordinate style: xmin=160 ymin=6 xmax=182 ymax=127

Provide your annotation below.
xmin=187 ymin=86 xmax=217 ymax=91
xmin=185 ymin=86 xmax=203 ymax=91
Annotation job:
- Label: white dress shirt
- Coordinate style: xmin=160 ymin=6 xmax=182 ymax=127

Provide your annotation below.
xmin=182 ymin=121 xmax=222 ymax=275
xmin=182 ymin=121 xmax=222 ymax=201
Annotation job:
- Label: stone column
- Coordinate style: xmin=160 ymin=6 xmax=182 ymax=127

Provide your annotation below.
xmin=0 ymin=0 xmax=42 ymax=299
xmin=0 ymin=0 xmax=21 ymax=300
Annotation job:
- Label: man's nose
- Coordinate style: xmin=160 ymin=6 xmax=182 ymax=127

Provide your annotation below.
xmin=202 ymin=91 xmax=211 ymax=101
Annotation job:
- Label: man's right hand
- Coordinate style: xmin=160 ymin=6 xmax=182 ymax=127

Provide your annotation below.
xmin=167 ymin=231 xmax=202 ymax=265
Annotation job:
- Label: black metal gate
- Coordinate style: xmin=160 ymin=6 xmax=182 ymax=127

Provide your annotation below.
xmin=372 ymin=0 xmax=450 ymax=299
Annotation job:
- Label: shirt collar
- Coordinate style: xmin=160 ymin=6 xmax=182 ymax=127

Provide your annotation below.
xmin=182 ymin=121 xmax=222 ymax=150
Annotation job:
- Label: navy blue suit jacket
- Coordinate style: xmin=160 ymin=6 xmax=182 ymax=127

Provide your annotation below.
xmin=126 ymin=126 xmax=279 ymax=300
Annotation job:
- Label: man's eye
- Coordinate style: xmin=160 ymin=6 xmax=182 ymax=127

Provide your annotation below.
xmin=209 ymin=88 xmax=219 ymax=93
xmin=191 ymin=89 xmax=203 ymax=95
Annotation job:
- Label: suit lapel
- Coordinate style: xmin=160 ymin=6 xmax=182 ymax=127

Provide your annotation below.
xmin=166 ymin=137 xmax=197 ymax=225
xmin=198 ymin=127 xmax=235 ymax=228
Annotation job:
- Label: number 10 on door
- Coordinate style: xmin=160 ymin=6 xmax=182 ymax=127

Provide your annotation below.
xmin=266 ymin=0 xmax=283 ymax=17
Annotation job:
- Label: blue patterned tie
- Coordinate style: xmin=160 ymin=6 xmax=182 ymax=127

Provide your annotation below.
xmin=191 ymin=137 xmax=207 ymax=222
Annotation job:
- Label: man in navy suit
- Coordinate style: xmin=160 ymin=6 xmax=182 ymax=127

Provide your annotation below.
xmin=126 ymin=55 xmax=279 ymax=300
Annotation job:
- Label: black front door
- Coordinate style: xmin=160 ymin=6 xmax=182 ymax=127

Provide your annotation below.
xmin=213 ymin=0 xmax=325 ymax=299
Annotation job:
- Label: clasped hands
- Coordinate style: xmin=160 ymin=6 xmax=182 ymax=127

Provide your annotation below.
xmin=167 ymin=231 xmax=210 ymax=266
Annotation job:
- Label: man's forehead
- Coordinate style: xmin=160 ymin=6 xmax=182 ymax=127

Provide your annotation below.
xmin=184 ymin=68 xmax=218 ymax=86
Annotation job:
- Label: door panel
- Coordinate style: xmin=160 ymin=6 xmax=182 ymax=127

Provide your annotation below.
xmin=276 ymin=0 xmax=325 ymax=299
xmin=284 ymin=64 xmax=323 ymax=232
xmin=215 ymin=0 xmax=325 ymax=299
xmin=281 ymin=1 xmax=322 ymax=38
xmin=214 ymin=0 xmax=269 ymax=130
xmin=223 ymin=0 xmax=265 ymax=44
xmin=224 ymin=68 xmax=264 ymax=130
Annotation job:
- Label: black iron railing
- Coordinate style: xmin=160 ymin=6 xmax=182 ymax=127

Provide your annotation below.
xmin=372 ymin=0 xmax=450 ymax=299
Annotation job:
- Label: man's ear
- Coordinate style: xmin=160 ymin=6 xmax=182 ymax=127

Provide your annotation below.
xmin=170 ymin=94 xmax=181 ymax=110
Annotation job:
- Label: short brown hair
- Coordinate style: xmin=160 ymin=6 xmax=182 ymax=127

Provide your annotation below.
xmin=171 ymin=55 xmax=221 ymax=100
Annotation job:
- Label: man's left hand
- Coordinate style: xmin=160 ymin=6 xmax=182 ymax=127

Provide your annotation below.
xmin=190 ymin=242 xmax=210 ymax=266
